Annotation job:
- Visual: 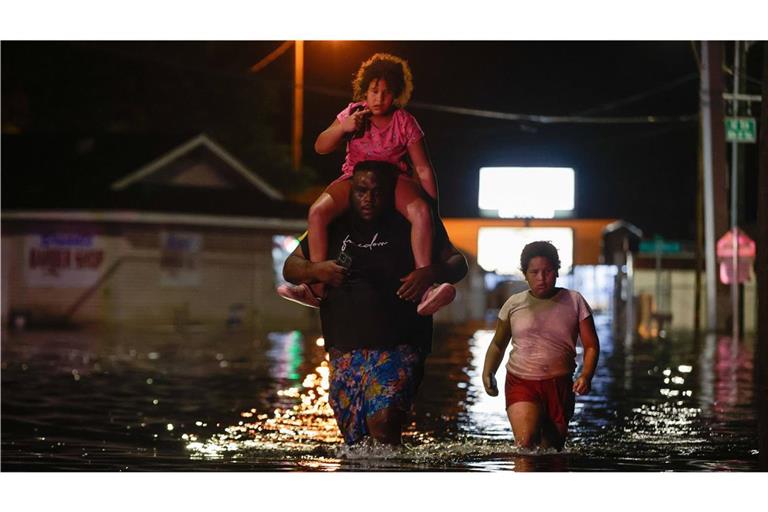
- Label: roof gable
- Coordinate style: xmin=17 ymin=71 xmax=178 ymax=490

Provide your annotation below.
xmin=110 ymin=134 xmax=284 ymax=200
xmin=169 ymin=162 xmax=233 ymax=188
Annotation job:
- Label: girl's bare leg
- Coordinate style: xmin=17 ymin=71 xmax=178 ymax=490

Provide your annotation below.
xmin=394 ymin=176 xmax=433 ymax=269
xmin=307 ymin=183 xmax=349 ymax=297
xmin=507 ymin=401 xmax=543 ymax=449
xmin=539 ymin=419 xmax=566 ymax=451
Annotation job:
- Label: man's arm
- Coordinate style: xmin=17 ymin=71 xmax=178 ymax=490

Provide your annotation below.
xmin=283 ymin=244 xmax=347 ymax=287
xmin=433 ymin=239 xmax=469 ymax=284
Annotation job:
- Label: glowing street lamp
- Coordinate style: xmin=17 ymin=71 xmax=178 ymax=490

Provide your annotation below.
xmin=293 ymin=41 xmax=303 ymax=172
xmin=250 ymin=41 xmax=305 ymax=171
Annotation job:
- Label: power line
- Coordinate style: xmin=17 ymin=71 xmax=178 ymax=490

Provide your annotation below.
xmin=250 ymin=41 xmax=294 ymax=73
xmin=46 ymin=44 xmax=701 ymax=127
xmin=574 ymin=73 xmax=698 ymax=116
xmin=723 ymin=65 xmax=764 ymax=88
xmin=304 ymin=84 xmax=697 ymax=125
xmin=690 ymin=41 xmax=702 ymax=73
xmin=408 ymin=100 xmax=697 ymax=125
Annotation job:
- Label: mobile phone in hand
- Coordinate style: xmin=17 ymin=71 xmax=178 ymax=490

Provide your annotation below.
xmin=345 ymin=104 xmax=370 ymax=140
xmin=336 ymin=250 xmax=352 ymax=270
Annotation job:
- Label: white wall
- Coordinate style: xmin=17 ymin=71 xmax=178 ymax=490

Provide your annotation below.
xmin=634 ymin=268 xmax=757 ymax=333
xmin=1 ymin=227 xmax=318 ymax=331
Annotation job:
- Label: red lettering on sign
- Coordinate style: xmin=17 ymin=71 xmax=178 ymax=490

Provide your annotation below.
xmin=29 ymin=249 xmax=71 ymax=269
xmin=75 ymin=250 xmax=104 ymax=269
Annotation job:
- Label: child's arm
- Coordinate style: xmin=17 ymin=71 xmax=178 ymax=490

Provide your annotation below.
xmin=314 ymin=120 xmax=345 ymax=154
xmin=407 ymin=138 xmax=438 ymax=200
xmin=573 ymin=315 xmax=600 ymax=395
xmin=315 ymin=108 xmax=371 ymax=154
xmin=482 ymin=318 xmax=512 ymax=396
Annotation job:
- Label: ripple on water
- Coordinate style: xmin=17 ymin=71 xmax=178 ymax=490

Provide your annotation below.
xmin=2 ymin=325 xmax=760 ymax=471
xmin=182 ymin=360 xmax=573 ymax=471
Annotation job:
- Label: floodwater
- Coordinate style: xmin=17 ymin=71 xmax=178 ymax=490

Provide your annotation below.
xmin=1 ymin=316 xmax=761 ymax=471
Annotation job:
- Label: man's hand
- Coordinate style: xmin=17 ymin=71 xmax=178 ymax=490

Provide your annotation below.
xmin=483 ymin=372 xmax=498 ymax=396
xmin=397 ymin=266 xmax=437 ymax=302
xmin=314 ymin=261 xmax=348 ymax=287
xmin=572 ymin=375 xmax=592 ymax=395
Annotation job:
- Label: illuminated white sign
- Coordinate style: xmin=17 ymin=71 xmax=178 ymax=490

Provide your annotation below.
xmin=272 ymin=235 xmax=300 ymax=285
xmin=477 ymin=227 xmax=574 ymax=277
xmin=478 ymin=167 xmax=575 ymax=218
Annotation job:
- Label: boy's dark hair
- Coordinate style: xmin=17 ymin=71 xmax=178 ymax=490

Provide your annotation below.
xmin=352 ymin=53 xmax=413 ymax=108
xmin=520 ymin=241 xmax=561 ymax=275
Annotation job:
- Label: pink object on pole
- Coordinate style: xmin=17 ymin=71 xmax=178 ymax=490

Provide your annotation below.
xmin=716 ymin=228 xmax=756 ymax=284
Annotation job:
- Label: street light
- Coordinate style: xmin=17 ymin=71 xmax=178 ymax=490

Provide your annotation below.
xmin=293 ymin=41 xmax=303 ymax=172
xmin=250 ymin=40 xmax=304 ymax=171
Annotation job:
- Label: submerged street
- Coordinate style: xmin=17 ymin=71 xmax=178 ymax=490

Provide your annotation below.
xmin=1 ymin=318 xmax=759 ymax=471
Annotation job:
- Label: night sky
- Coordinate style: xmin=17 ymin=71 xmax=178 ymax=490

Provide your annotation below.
xmin=2 ymin=41 xmax=764 ymax=240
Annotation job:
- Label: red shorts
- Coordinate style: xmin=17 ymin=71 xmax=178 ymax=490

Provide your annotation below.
xmin=505 ymin=372 xmax=575 ymax=434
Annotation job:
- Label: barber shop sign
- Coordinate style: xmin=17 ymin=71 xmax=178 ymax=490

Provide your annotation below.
xmin=24 ymin=233 xmax=105 ymax=288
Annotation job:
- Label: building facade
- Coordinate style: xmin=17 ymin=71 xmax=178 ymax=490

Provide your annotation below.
xmin=2 ymin=134 xmax=315 ymax=331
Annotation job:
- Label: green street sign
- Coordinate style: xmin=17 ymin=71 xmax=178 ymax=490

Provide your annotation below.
xmin=725 ymin=117 xmax=757 ymax=143
xmin=639 ymin=239 xmax=681 ymax=254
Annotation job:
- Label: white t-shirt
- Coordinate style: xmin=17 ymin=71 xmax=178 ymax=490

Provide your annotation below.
xmin=498 ymin=288 xmax=593 ymax=380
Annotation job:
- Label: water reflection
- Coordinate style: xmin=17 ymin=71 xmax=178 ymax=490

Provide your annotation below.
xmin=185 ymin=358 xmax=342 ymax=460
xmin=464 ymin=330 xmax=514 ymax=439
xmin=266 ymin=331 xmax=304 ymax=381
xmin=1 ymin=323 xmax=759 ymax=471
xmin=182 ymin=328 xmax=568 ymax=471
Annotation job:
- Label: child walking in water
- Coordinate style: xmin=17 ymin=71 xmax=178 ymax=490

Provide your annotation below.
xmin=482 ymin=241 xmax=600 ymax=451
xmin=279 ymin=53 xmax=455 ymax=315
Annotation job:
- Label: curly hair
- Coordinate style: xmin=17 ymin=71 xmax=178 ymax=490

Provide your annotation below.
xmin=520 ymin=241 xmax=562 ymax=276
xmin=351 ymin=53 xmax=414 ymax=108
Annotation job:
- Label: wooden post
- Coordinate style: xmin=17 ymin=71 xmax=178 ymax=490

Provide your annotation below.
xmin=708 ymin=42 xmax=731 ymax=330
xmin=755 ymin=41 xmax=768 ymax=471
xmin=701 ymin=41 xmax=731 ymax=332
xmin=694 ymin=126 xmax=704 ymax=336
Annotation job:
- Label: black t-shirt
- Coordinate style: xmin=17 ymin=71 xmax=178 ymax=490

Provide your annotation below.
xmin=300 ymin=210 xmax=448 ymax=354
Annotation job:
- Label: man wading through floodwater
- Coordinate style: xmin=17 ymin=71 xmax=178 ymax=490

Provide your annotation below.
xmin=282 ymin=160 xmax=467 ymax=445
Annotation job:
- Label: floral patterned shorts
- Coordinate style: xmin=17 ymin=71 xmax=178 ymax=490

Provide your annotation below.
xmin=328 ymin=345 xmax=422 ymax=445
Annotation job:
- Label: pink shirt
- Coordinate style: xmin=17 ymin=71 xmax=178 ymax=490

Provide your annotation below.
xmin=498 ymin=288 xmax=593 ymax=380
xmin=337 ymin=102 xmax=424 ymax=177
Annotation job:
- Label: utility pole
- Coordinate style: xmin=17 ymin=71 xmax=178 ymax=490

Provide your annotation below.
xmin=694 ymin=141 xmax=703 ymax=335
xmin=729 ymin=41 xmax=741 ymax=341
xmin=700 ymin=41 xmax=718 ymax=333
xmin=250 ymin=40 xmax=304 ymax=172
xmin=755 ymin=41 xmax=768 ymax=472
xmin=699 ymin=41 xmax=730 ymax=332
